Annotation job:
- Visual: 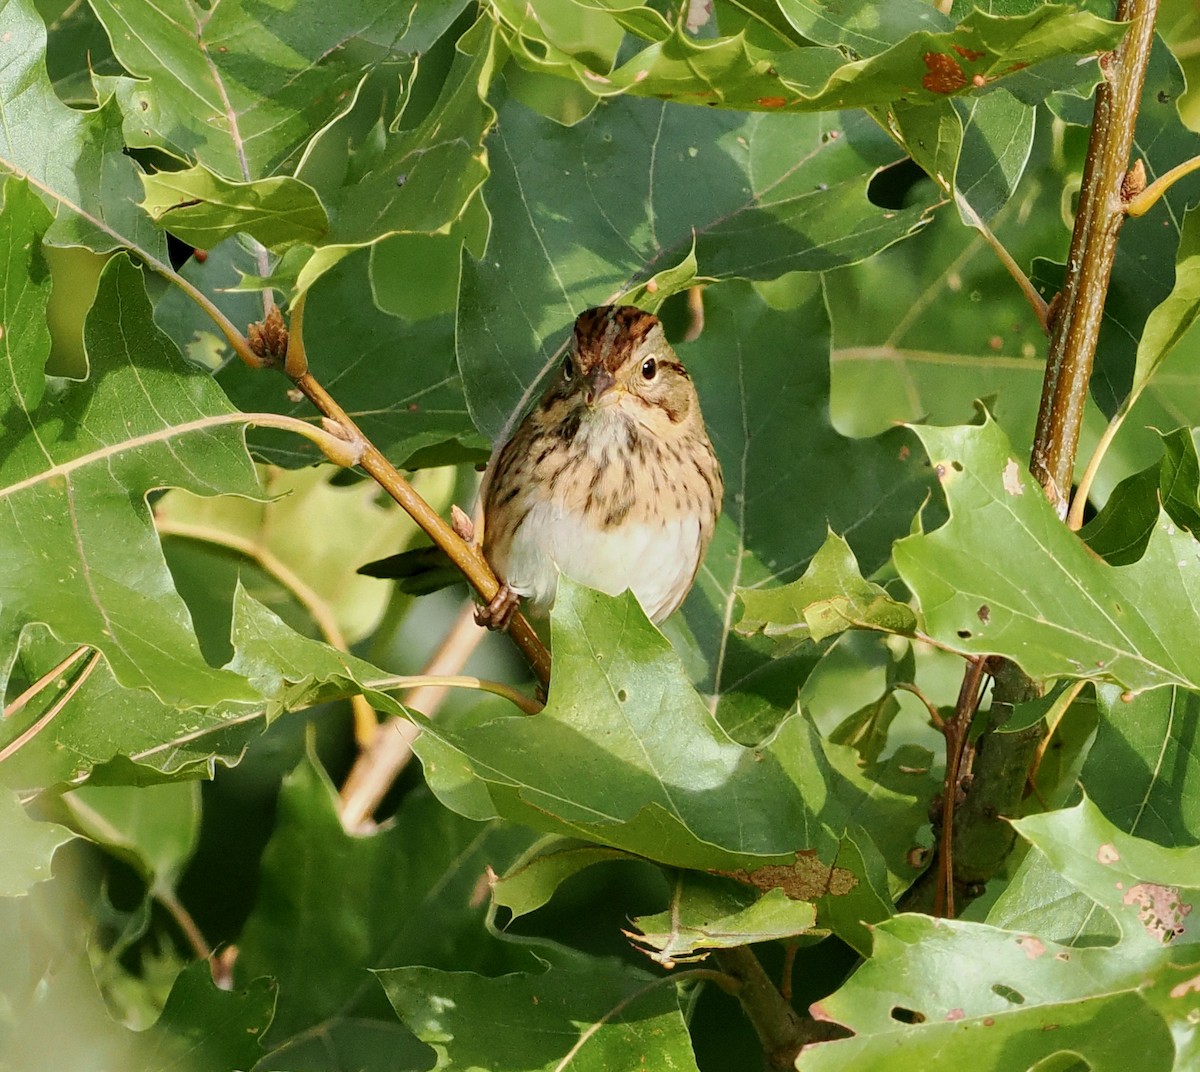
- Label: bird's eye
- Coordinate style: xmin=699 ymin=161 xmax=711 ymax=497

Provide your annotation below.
xmin=563 ymin=355 xmax=574 ymax=380
xmin=641 ymin=357 xmax=657 ymax=380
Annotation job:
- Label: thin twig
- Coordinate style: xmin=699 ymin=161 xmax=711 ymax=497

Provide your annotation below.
xmin=0 ymin=652 xmax=101 ymax=764
xmin=291 ymin=369 xmax=552 ymax=687
xmin=935 ymin=656 xmax=989 ymax=919
xmin=3 ymin=645 xmax=89 ymax=720
xmin=893 ymin=680 xmax=946 ymax=732
xmin=154 ymin=883 xmax=213 ymax=963
xmin=954 ymin=190 xmax=1050 ymax=330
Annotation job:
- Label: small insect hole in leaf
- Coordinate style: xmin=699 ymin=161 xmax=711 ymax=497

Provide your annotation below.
xmin=951 ymin=460 xmax=963 ymax=471
xmin=890 ymin=1007 xmax=925 ymax=1024
xmin=617 ymin=689 xmax=628 ymax=702
xmin=956 ymin=629 xmax=972 ymax=639
xmin=991 ymin=984 xmax=1025 ymax=1005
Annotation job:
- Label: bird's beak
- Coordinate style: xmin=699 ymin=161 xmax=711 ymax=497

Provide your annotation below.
xmin=585 ymin=368 xmax=618 ymax=407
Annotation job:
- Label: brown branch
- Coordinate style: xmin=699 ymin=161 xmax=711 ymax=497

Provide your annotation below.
xmin=934 ymin=656 xmax=989 ymax=919
xmin=289 ymin=368 xmax=551 ymax=687
xmin=1031 ymin=0 xmax=1160 ymax=514
xmin=338 ymin=605 xmax=486 ymax=831
xmin=711 ymin=947 xmax=831 ymax=1071
xmin=904 ymin=5 xmax=1161 ymax=918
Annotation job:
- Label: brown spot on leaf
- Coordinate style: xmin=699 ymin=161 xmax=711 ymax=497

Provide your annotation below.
xmin=972 ymin=74 xmax=987 ymax=87
xmin=945 ymin=1008 xmax=965 ymax=1021
xmin=756 ymin=96 xmax=788 ymax=109
xmin=922 ymin=53 xmax=967 ymax=93
xmin=1098 ymin=843 xmax=1120 ymax=864
xmin=1002 ymin=458 xmax=1024 ymax=496
xmin=1170 ymin=973 xmax=1200 ymax=998
xmin=977 ymin=604 xmax=991 ymax=623
xmin=1017 ymin=936 xmax=1046 ymax=959
xmin=1123 ymin=882 xmax=1192 ymax=943
xmin=953 ymin=45 xmax=986 ymax=61
xmin=716 ymin=851 xmax=856 ymax=900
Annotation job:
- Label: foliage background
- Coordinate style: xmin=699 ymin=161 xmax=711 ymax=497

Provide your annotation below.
xmin=5 ymin=0 xmax=1200 ymax=1069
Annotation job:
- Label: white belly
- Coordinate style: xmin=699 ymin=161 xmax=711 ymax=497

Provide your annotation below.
xmin=501 ymin=500 xmax=701 ymax=622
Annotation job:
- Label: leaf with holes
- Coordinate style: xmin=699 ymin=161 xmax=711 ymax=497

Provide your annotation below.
xmin=894 ymin=414 xmax=1200 ymax=694
xmin=801 ymin=798 xmax=1200 ymax=1071
xmin=491 ymin=1 xmax=1122 ymax=113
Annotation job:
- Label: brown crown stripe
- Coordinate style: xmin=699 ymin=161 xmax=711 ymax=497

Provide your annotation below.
xmin=573 ymin=306 xmax=661 ymax=373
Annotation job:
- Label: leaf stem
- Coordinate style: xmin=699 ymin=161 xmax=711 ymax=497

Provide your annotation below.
xmin=954 ymin=190 xmax=1050 ymax=330
xmin=154 ymin=516 xmax=380 ymax=745
xmin=154 ymin=882 xmax=213 ymax=963
xmin=368 ymin=673 xmax=541 ymax=715
xmin=0 ymin=651 xmax=101 ymax=765
xmin=1124 ymin=152 xmax=1200 ymax=217
xmin=1031 ymin=0 xmax=1160 ymax=513
xmin=1067 ymin=398 xmax=1131 ymax=530
xmin=3 ymin=645 xmax=89 ymax=720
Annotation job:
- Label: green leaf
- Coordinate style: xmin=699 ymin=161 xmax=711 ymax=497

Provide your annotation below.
xmin=1083 ymin=428 xmax=1200 ymax=565
xmin=133 ymin=961 xmax=275 ymax=1072
xmin=679 ymin=280 xmax=933 ymax=742
xmin=491 ymin=2 xmax=1123 ymax=113
xmin=1086 ymin=684 xmax=1200 ymax=847
xmin=775 ymin=0 xmax=951 ymax=56
xmin=0 ymin=793 xmax=74 ymax=897
xmin=0 ymin=629 xmax=265 ymax=792
xmin=894 ymin=414 xmax=1200 ymax=694
xmin=63 ymin=782 xmax=199 ymax=887
xmin=1 ymin=831 xmax=275 ymax=1069
xmin=89 ymin=0 xmax=468 ymax=179
xmin=802 ymin=800 xmax=1200 ymax=1071
xmin=235 ymin=752 xmax=534 ymax=1048
xmin=0 ymin=0 xmax=165 ymax=256
xmin=737 ymin=530 xmax=917 ymax=642
xmin=416 ymin=580 xmax=851 ymax=880
xmin=1131 ymin=204 xmax=1200 ymax=398
xmin=458 ymin=98 xmax=934 ymax=439
xmin=292 ymin=17 xmax=498 ymax=292
xmin=493 ymin=838 xmax=641 ymax=921
xmin=0 ymin=181 xmax=259 ymax=707
xmin=627 ymin=875 xmax=816 ymax=965
xmin=378 ymin=959 xmax=700 ymax=1072
xmin=139 ymin=166 xmax=328 ymax=251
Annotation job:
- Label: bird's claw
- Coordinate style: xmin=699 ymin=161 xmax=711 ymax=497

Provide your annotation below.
xmin=475 ymin=583 xmax=520 ymax=631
